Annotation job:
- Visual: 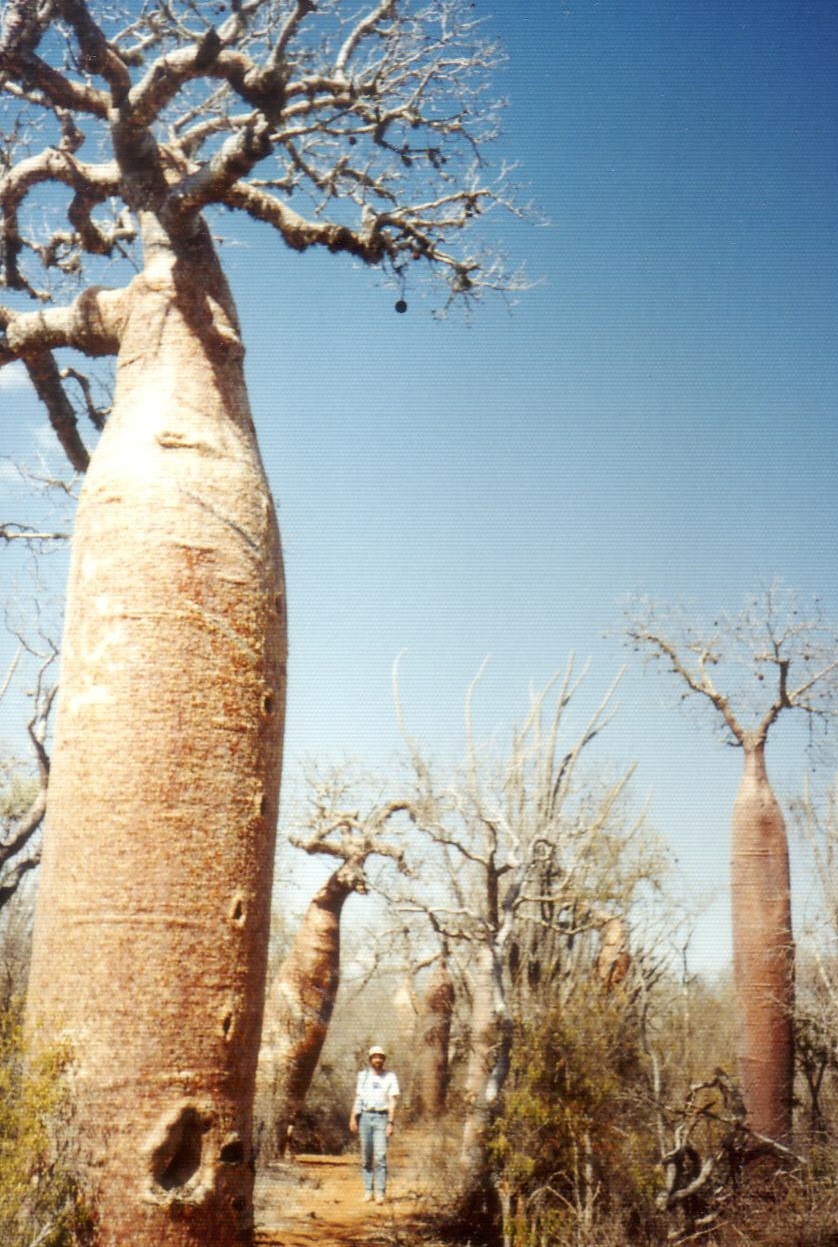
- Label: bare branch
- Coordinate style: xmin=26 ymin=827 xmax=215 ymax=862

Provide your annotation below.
xmin=1 ymin=285 xmax=128 ymax=361
xmin=626 ymin=588 xmax=838 ymax=751
xmin=223 ymin=178 xmax=392 ymax=261
xmin=55 ymin=0 xmax=132 ymax=104
xmin=22 ymin=353 xmax=90 ymax=474
xmin=0 ymin=522 xmax=70 ymax=545
xmin=0 ymin=645 xmax=22 ymax=703
xmin=335 ymin=0 xmax=396 ymax=76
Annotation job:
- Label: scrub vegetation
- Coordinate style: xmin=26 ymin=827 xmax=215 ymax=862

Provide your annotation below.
xmin=0 ymin=997 xmax=92 ymax=1247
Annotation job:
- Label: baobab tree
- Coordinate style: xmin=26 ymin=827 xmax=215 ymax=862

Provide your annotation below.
xmin=414 ymin=949 xmax=456 ymax=1118
xmin=626 ymin=587 xmax=838 ymax=1144
xmin=0 ymin=2 xmax=526 ymax=1242
xmin=255 ymin=771 xmax=408 ymax=1160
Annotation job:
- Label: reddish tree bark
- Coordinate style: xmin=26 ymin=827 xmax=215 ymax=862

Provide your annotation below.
xmin=256 ymin=863 xmax=364 ymax=1157
xmin=26 ymin=232 xmax=286 ymax=1245
xmin=416 ymin=957 xmax=455 ymax=1118
xmin=731 ymin=742 xmax=794 ymax=1143
xmin=624 ymin=592 xmax=836 ymax=1146
xmin=594 ymin=916 xmax=631 ymax=990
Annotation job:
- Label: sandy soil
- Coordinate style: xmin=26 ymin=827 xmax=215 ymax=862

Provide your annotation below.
xmin=254 ymin=1132 xmax=440 ymax=1247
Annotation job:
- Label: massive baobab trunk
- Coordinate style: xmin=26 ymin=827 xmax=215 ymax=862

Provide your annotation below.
xmin=730 ymin=742 xmax=794 ymax=1143
xmin=416 ymin=957 xmax=455 ymax=1118
xmin=256 ymin=864 xmax=361 ymax=1158
xmin=26 ymin=230 xmax=286 ymax=1246
xmin=1 ymin=2 xmax=531 ymax=1239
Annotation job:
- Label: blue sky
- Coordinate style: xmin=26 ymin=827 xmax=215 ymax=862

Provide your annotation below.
xmin=2 ymin=0 xmax=837 ymax=971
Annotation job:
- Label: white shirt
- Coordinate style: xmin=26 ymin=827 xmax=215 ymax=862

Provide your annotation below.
xmin=353 ymin=1067 xmax=400 ymax=1114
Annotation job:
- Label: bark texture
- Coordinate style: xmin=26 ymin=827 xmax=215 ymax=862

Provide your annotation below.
xmin=460 ymin=944 xmax=506 ymax=1177
xmin=730 ymin=744 xmax=794 ymax=1143
xmin=416 ymin=958 xmax=455 ymax=1118
xmin=256 ymin=864 xmax=362 ymax=1157
xmin=26 ymin=230 xmax=286 ymax=1245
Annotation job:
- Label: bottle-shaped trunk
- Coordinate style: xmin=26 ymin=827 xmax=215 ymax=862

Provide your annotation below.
xmin=730 ymin=742 xmax=794 ymax=1143
xmin=416 ymin=958 xmax=455 ymax=1118
xmin=26 ymin=236 xmax=286 ymax=1245
xmin=256 ymin=876 xmax=348 ymax=1157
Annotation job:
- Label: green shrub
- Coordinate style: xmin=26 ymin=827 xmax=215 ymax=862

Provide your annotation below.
xmin=491 ymin=991 xmax=664 ymax=1247
xmin=0 ymin=999 xmax=93 ymax=1247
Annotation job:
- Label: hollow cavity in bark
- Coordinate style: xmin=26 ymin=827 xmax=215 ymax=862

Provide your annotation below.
xmin=150 ymin=1105 xmax=211 ymax=1195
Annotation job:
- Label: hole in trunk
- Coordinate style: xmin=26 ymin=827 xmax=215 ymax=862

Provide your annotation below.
xmin=152 ymin=1106 xmax=206 ymax=1191
xmin=263 ymin=692 xmax=275 ymax=716
xmin=220 ymin=1138 xmax=245 ymax=1165
xmin=221 ymin=1010 xmax=234 ymax=1039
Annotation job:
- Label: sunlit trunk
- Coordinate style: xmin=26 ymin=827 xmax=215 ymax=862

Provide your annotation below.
xmin=26 ymin=229 xmax=286 ymax=1245
xmin=416 ymin=957 xmax=454 ymax=1118
xmin=730 ymin=741 xmax=794 ymax=1143
xmin=460 ymin=943 xmax=507 ymax=1178
xmin=594 ymin=916 xmax=630 ymax=990
xmin=256 ymin=871 xmax=351 ymax=1159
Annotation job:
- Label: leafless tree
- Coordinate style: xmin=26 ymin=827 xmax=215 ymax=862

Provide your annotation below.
xmin=390 ymin=655 xmax=661 ymax=1212
xmin=0 ymin=637 xmax=56 ymax=910
xmin=626 ymin=585 xmax=838 ymax=1145
xmin=1 ymin=3 xmax=529 ymax=1242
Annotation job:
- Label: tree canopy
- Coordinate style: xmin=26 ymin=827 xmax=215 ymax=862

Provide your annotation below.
xmin=1 ymin=0 xmax=530 ymax=466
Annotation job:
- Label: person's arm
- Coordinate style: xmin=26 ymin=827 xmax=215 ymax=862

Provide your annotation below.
xmin=386 ymin=1073 xmax=400 ymax=1136
xmin=349 ymin=1072 xmax=363 ymax=1134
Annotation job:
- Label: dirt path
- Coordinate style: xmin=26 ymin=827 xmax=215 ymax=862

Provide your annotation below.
xmin=254 ymin=1132 xmax=438 ymax=1247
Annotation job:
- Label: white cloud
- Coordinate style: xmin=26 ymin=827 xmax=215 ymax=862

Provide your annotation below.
xmin=0 ymin=362 xmax=29 ymax=392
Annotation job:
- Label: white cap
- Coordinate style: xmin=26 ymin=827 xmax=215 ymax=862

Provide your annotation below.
xmin=368 ymin=1045 xmax=386 ymax=1057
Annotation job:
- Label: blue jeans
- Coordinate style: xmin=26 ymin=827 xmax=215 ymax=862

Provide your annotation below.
xmin=358 ymin=1111 xmax=389 ymax=1194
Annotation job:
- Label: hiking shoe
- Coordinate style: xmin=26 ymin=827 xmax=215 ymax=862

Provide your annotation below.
xmin=375 ymin=1193 xmax=385 ymax=1205
xmin=363 ymin=1192 xmax=373 ymax=1203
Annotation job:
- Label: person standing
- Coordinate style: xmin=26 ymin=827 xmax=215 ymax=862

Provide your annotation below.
xmin=349 ymin=1045 xmax=400 ymax=1204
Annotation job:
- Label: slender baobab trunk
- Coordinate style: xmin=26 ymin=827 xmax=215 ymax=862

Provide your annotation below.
xmin=256 ymin=866 xmax=359 ymax=1157
xmin=26 ymin=228 xmax=286 ymax=1246
xmin=730 ymin=741 xmax=794 ymax=1143
xmin=594 ymin=916 xmax=631 ymax=990
xmin=416 ymin=957 xmax=455 ymax=1118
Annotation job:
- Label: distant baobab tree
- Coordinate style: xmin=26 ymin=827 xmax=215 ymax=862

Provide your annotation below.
xmin=415 ymin=951 xmax=456 ymax=1119
xmin=256 ymin=772 xmax=409 ymax=1160
xmin=626 ymin=585 xmax=838 ymax=1144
